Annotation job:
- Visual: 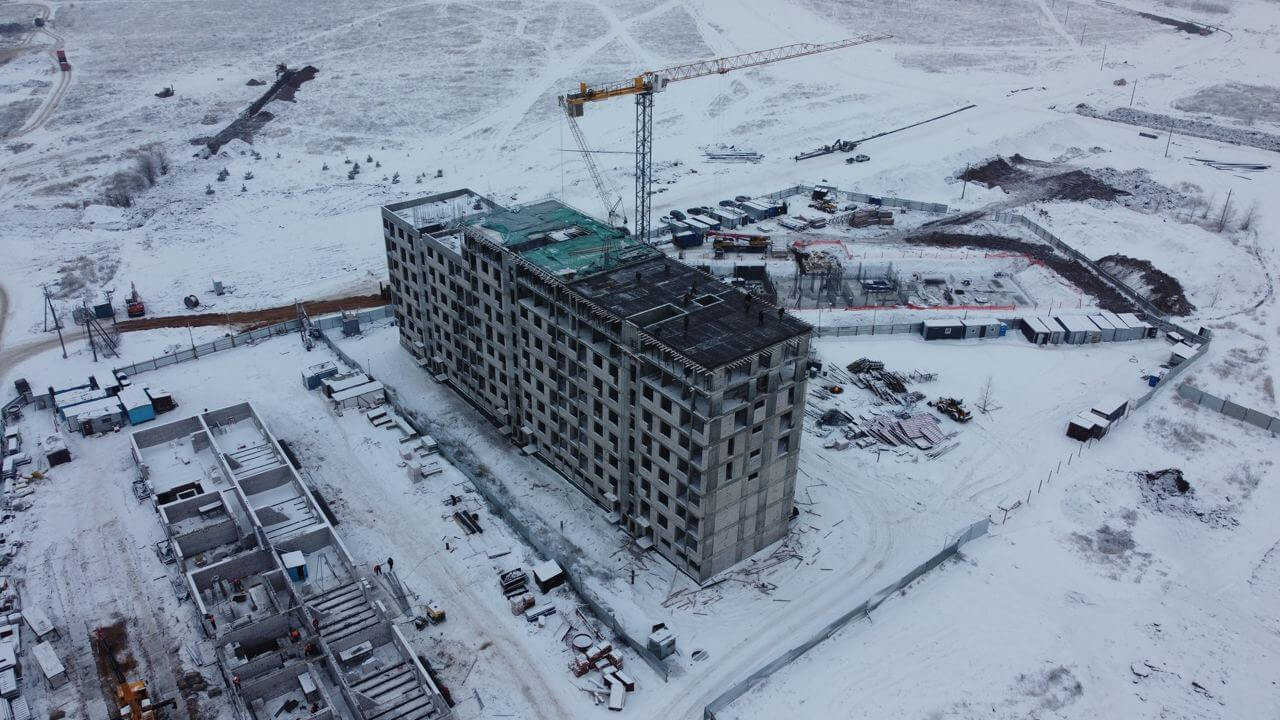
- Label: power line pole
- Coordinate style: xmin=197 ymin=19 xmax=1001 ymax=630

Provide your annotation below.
xmin=43 ymin=285 xmax=67 ymax=358
xmin=1217 ymin=189 xmax=1233 ymax=232
xmin=1129 ymin=80 xmax=1137 ymax=106
xmin=83 ymin=300 xmax=98 ymax=362
xmin=1099 ymin=43 xmax=1106 ymax=70
xmin=1164 ymin=125 xmax=1174 ymax=158
xmin=961 ymin=164 xmax=971 ymax=199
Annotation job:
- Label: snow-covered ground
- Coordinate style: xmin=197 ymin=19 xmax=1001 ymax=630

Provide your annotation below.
xmin=3 ymin=0 xmax=1280 ymax=717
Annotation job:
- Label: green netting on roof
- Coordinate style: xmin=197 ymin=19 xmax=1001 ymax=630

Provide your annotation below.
xmin=477 ymin=200 xmax=661 ymax=277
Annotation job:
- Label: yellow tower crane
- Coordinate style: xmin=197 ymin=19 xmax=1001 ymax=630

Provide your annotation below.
xmin=560 ymin=34 xmax=891 ymax=242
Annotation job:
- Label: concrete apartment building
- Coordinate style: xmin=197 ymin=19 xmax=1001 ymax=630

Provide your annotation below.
xmin=381 ymin=191 xmax=811 ymax=581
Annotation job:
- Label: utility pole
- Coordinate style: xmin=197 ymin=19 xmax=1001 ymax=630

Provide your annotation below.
xmin=1129 ymin=80 xmax=1138 ymax=106
xmin=84 ymin=301 xmax=98 ymax=362
xmin=43 ymin=285 xmax=67 ymax=358
xmin=1217 ymin=189 xmax=1233 ymax=232
xmin=1099 ymin=43 xmax=1106 ymax=70
xmin=1164 ymin=125 xmax=1174 ymax=158
xmin=1080 ymin=24 xmax=1087 ymax=44
xmin=961 ymin=164 xmax=971 ymax=199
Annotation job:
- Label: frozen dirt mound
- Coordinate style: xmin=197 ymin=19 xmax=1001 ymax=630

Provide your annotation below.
xmin=1076 ymin=104 xmax=1280 ymax=153
xmin=905 ymin=231 xmax=1137 ymax=313
xmin=1136 ymin=468 xmax=1237 ymax=528
xmin=958 ymin=155 xmax=1132 ymax=203
xmin=1096 ymin=254 xmax=1195 ymax=316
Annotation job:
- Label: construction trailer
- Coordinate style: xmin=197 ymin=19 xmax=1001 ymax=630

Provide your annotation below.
xmin=68 ymin=397 xmax=126 ymax=435
xmin=118 ymin=387 xmax=156 ymax=425
xmin=1116 ymin=312 xmax=1156 ymax=339
xmin=1054 ymin=315 xmax=1101 ymax=344
xmin=1067 ymin=411 xmax=1109 ymax=441
xmin=960 ymin=318 xmax=1002 ymax=339
xmin=738 ymin=199 xmax=781 ymax=221
xmin=1100 ymin=311 xmax=1138 ymax=341
xmin=706 ymin=206 xmax=747 ymax=229
xmin=301 ymin=361 xmax=340 ymax=391
xmin=531 ymin=559 xmax=565 ymax=593
xmin=1035 ymin=316 xmax=1064 ymax=344
xmin=319 ymin=372 xmax=370 ymax=398
xmin=921 ymin=317 xmax=965 ymax=340
xmin=1020 ymin=316 xmax=1054 ymax=345
xmin=1087 ymin=313 xmax=1118 ymax=342
xmin=52 ymin=386 xmax=109 ymax=424
xmin=1170 ymin=342 xmax=1197 ymax=366
xmin=1091 ymin=396 xmax=1129 ymax=423
xmin=32 ymin=642 xmax=66 ymax=690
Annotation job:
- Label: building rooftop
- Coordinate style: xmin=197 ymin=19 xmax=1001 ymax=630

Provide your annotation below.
xmin=476 ymin=200 xmax=661 ymax=277
xmin=570 ymin=255 xmax=810 ymax=370
xmin=384 ymin=188 xmax=499 ymax=232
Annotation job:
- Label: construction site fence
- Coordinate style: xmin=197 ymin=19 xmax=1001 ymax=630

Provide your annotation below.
xmin=1176 ymin=383 xmax=1280 ymax=435
xmin=703 ymin=517 xmax=990 ymax=720
xmin=811 ymin=322 xmax=922 ymax=337
xmin=110 ymin=306 xmax=394 ymax=379
xmin=986 ymin=211 xmax=1205 ymax=342
xmin=757 ymin=184 xmax=951 ymax=214
xmin=315 ymin=331 xmax=674 ymax=683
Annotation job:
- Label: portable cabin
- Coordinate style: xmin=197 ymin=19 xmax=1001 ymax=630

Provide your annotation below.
xmin=320 ymin=372 xmax=371 ymax=398
xmin=9 ymin=696 xmax=29 ymax=720
xmin=684 ymin=216 xmax=717 ymax=235
xmin=921 ymin=318 xmax=965 ymax=340
xmin=52 ymin=387 xmax=109 ymax=422
xmin=531 ymin=559 xmax=566 ymax=593
xmin=1100 ymin=311 xmax=1136 ymax=341
xmin=301 ymin=361 xmax=340 ymax=391
xmin=1169 ymin=343 xmax=1197 ymax=366
xmin=1055 ymin=316 xmax=1100 ymax=344
xmin=144 ymin=387 xmax=176 ymax=414
xmin=43 ymin=434 xmax=71 ymax=467
xmin=118 ymin=387 xmax=155 ymax=425
xmin=1091 ymin=395 xmax=1128 ymax=423
xmin=2 ymin=430 xmax=18 ymax=458
xmin=1035 ymin=316 xmax=1064 ymax=344
xmin=90 ymin=372 xmax=120 ymax=396
xmin=738 ymin=199 xmax=777 ymax=221
xmin=707 ymin=206 xmax=746 ymax=229
xmin=1066 ymin=411 xmax=1109 ymax=442
xmin=1087 ymin=314 xmax=1118 ymax=342
xmin=957 ymin=319 xmax=981 ymax=340
xmin=281 ymin=550 xmax=308 ymax=582
xmin=962 ymin=317 xmax=1001 ymax=339
xmin=330 ymin=381 xmax=386 ymax=410
xmin=32 ymin=642 xmax=65 ymax=689
xmin=1116 ymin=312 xmax=1156 ymax=339
xmin=68 ymin=397 xmax=126 ymax=435
xmin=1021 ymin=317 xmax=1053 ymax=345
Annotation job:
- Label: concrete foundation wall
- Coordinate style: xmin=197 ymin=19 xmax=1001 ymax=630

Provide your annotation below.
xmin=131 ymin=414 xmax=203 ymax=449
xmin=174 ymin=518 xmax=241 ymax=558
xmin=239 ymin=464 xmax=295 ymax=497
xmin=191 ymin=549 xmax=276 ymax=593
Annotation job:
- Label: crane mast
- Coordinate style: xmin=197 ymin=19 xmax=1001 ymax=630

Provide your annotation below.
xmin=561 ymin=34 xmax=891 ymax=243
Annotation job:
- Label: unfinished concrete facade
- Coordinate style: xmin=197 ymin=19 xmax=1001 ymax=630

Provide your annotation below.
xmin=131 ymin=403 xmax=452 ymax=720
xmin=382 ymin=192 xmax=812 ymax=581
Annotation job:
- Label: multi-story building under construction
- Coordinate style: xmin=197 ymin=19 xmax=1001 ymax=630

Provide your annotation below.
xmin=381 ymin=190 xmax=811 ymax=581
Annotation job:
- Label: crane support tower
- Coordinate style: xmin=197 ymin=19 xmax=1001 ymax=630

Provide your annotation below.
xmin=562 ymin=35 xmax=891 ymax=243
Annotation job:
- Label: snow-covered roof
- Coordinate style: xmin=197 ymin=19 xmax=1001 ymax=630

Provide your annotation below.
xmin=1116 ymin=312 xmax=1152 ymax=329
xmin=1088 ymin=314 xmax=1117 ymax=330
xmin=1054 ymin=315 xmax=1098 ymax=333
xmin=923 ymin=317 xmax=963 ymax=328
xmin=322 ymin=373 xmax=371 ymax=394
xmin=1171 ymin=342 xmax=1197 ymax=359
xmin=1091 ymin=395 xmax=1128 ymax=416
xmin=71 ymin=396 xmax=125 ymax=420
xmin=118 ymin=386 xmax=151 ymax=411
xmin=54 ymin=386 xmax=107 ymax=410
xmin=330 ymin=380 xmax=385 ymax=403
xmin=532 ymin=559 xmax=563 ymax=583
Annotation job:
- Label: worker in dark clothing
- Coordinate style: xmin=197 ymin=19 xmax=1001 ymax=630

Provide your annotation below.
xmin=374 ymin=564 xmax=382 ymax=575
xmin=387 ymin=557 xmax=394 ymax=571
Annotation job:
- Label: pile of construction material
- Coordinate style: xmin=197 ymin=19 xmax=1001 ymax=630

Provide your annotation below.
xmin=841 ymin=359 xmax=925 ymax=405
xmin=847 ymin=208 xmax=894 ymax=227
xmin=827 ymin=411 xmax=959 ymax=459
xmin=569 ymin=634 xmax=635 ymax=711
xmin=703 ymin=150 xmax=763 ymax=163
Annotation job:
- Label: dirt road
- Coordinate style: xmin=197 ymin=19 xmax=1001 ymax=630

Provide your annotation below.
xmin=5 ymin=2 xmax=71 ymax=139
xmin=114 ymin=292 xmax=386 ymax=332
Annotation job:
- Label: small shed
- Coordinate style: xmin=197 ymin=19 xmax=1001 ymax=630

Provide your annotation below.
xmin=90 ymin=372 xmax=120 ymax=396
xmin=32 ymin=641 xmax=66 ymax=689
xmin=1054 ymin=316 xmax=1100 ymax=345
xmin=22 ymin=607 xmax=55 ymax=641
xmin=9 ymin=695 xmax=29 ymax=720
xmin=738 ymin=199 xmax=778 ymax=221
xmin=118 ymin=387 xmax=155 ymax=425
xmin=684 ymin=216 xmax=718 ymax=235
xmin=1091 ymin=396 xmax=1129 ymax=422
xmin=281 ymin=550 xmax=308 ymax=582
xmin=1087 ymin=314 xmax=1118 ymax=342
xmin=647 ymin=625 xmax=677 ymax=659
xmin=1170 ymin=343 xmax=1197 ymax=366
xmin=531 ymin=559 xmax=565 ymax=594
xmin=707 ymin=206 xmax=746 ymax=229
xmin=921 ymin=318 xmax=964 ymax=340
xmin=1067 ymin=411 xmax=1109 ymax=442
xmin=68 ymin=397 xmax=126 ymax=435
xmin=330 ymin=381 xmax=386 ymax=410
xmin=956 ymin=319 xmax=981 ymax=340
xmin=144 ymin=387 xmax=176 ymax=414
xmin=43 ymin=434 xmax=71 ymax=467
xmin=302 ymin=361 xmax=341 ymax=391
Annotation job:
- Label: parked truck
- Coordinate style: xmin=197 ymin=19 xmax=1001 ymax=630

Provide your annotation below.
xmin=56 ymin=49 xmax=70 ymax=71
